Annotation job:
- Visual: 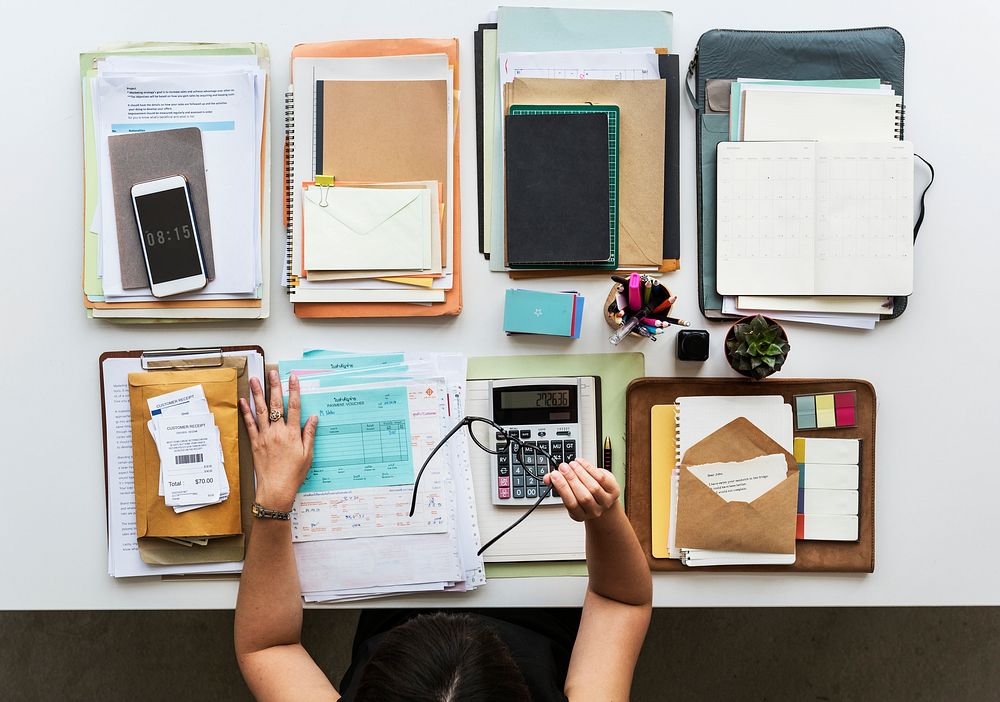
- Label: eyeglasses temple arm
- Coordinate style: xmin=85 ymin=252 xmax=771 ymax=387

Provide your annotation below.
xmin=477 ymin=483 xmax=554 ymax=556
xmin=408 ymin=417 xmax=475 ymax=517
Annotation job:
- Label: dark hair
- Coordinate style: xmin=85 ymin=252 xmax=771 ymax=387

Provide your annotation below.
xmin=354 ymin=613 xmax=532 ymax=702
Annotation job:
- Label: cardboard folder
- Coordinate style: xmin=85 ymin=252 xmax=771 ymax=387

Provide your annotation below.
xmin=128 ymin=367 xmax=241 ymax=541
xmin=674 ymin=417 xmax=798 ymax=555
xmin=289 ymin=38 xmax=462 ymax=318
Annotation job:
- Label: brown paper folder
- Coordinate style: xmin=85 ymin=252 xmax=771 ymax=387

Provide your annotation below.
xmin=674 ymin=418 xmax=798 ymax=554
xmin=128 ymin=367 xmax=241 ymax=541
xmin=625 ymin=378 xmax=876 ymax=573
xmin=507 ymin=77 xmax=666 ymax=268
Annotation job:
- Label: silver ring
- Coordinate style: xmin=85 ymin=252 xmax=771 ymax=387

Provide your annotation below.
xmin=268 ymin=409 xmax=283 ymax=423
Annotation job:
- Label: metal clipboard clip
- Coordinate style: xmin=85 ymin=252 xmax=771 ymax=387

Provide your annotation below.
xmin=140 ymin=347 xmax=225 ymax=370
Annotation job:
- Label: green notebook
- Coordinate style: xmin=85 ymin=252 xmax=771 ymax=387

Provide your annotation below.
xmin=505 ymin=104 xmax=620 ymax=270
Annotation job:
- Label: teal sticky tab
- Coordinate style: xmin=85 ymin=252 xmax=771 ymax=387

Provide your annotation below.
xmin=795 ymin=395 xmax=817 ymax=429
xmin=497 ymin=6 xmax=673 ymax=53
xmin=298 ymin=386 xmax=413 ymax=492
xmin=504 ymin=289 xmax=579 ymax=337
xmin=798 ymin=465 xmax=806 ymax=488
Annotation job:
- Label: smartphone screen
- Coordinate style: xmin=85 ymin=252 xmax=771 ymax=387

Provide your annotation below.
xmin=134 ymin=187 xmax=203 ymax=284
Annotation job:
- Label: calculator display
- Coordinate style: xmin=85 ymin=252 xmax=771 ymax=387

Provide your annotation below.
xmin=500 ymin=390 xmax=570 ymax=410
xmin=493 ymin=384 xmax=579 ymax=425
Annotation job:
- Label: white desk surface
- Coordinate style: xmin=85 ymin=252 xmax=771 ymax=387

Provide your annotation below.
xmin=2 ymin=0 xmax=997 ymax=610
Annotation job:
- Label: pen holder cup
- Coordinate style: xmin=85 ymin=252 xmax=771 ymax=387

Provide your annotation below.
xmin=604 ymin=280 xmax=674 ymax=345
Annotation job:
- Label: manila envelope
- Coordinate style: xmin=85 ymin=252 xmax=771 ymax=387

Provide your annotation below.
xmin=128 ymin=367 xmax=241 ymax=541
xmin=136 ymin=356 xmax=255 ymax=566
xmin=674 ymin=417 xmax=798 ymax=554
xmin=508 ymin=77 xmax=666 ymax=268
xmin=303 ymin=186 xmax=432 ymax=271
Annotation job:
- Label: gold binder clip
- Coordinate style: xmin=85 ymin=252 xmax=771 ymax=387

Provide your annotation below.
xmin=315 ymin=174 xmax=335 ymax=206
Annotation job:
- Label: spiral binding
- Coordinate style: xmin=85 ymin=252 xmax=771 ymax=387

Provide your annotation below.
xmin=284 ymin=90 xmax=298 ymax=290
xmin=674 ymin=400 xmax=682 ymax=468
xmin=894 ymin=100 xmax=905 ymax=140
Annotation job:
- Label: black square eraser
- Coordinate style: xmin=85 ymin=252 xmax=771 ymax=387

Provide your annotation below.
xmin=677 ymin=329 xmax=710 ymax=362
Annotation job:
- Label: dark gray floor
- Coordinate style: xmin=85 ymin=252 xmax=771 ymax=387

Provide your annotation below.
xmin=1 ymin=609 xmax=997 ymax=701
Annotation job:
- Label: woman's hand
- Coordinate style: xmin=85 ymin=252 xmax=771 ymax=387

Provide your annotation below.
xmin=543 ymin=458 xmax=621 ymax=522
xmin=239 ymin=370 xmax=318 ymax=512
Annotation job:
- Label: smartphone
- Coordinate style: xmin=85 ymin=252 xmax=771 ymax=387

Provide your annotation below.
xmin=130 ymin=175 xmax=208 ymax=297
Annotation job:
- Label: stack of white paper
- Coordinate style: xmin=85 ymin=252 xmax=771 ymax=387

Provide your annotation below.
xmin=82 ymin=43 xmax=270 ymax=320
xmin=147 ymin=386 xmax=229 ymax=513
xmin=277 ymin=350 xmax=484 ymax=602
xmin=718 ymin=77 xmax=911 ymax=329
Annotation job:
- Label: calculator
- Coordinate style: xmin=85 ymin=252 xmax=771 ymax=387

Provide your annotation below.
xmin=488 ymin=377 xmax=582 ymax=506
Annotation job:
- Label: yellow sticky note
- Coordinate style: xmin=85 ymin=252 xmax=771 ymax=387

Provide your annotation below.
xmin=650 ymin=404 xmax=677 ymax=559
xmin=794 ymin=437 xmax=807 ymax=463
xmin=816 ymin=394 xmax=836 ymax=428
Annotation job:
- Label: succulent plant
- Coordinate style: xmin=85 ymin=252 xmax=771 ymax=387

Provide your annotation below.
xmin=726 ymin=315 xmax=790 ymax=380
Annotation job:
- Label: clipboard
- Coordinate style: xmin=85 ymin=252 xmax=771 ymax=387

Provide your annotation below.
xmin=625 ymin=377 xmax=876 ymax=573
xmin=99 ymin=346 xmax=263 ymax=569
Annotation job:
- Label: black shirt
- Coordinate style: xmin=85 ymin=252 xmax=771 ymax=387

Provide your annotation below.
xmin=338 ymin=608 xmax=581 ymax=701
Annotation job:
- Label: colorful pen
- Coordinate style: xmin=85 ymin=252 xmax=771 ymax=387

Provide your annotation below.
xmin=616 ymin=291 xmax=628 ymax=312
xmin=641 ymin=318 xmax=671 ymax=328
xmin=603 ymin=437 xmax=612 ymax=472
xmin=660 ymin=316 xmax=691 ymax=327
xmin=609 ymin=315 xmax=640 ymax=345
xmin=651 ymin=295 xmax=677 ymax=314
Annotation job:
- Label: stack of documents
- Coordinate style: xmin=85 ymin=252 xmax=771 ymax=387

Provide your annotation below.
xmin=100 ymin=348 xmax=265 ymax=578
xmin=81 ymin=42 xmax=270 ymax=321
xmin=475 ymin=6 xmax=680 ymax=275
xmin=284 ymin=40 xmax=461 ymax=317
xmin=278 ymin=350 xmax=484 ymax=602
xmin=716 ymin=78 xmax=912 ymax=328
xmin=147 ymin=386 xmax=229 ymax=513
xmin=668 ymin=396 xmax=798 ymax=567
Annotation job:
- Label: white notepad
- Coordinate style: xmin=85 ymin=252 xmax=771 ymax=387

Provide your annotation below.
xmin=741 ymin=89 xmax=902 ymax=142
xmin=716 ymin=141 xmax=914 ymax=296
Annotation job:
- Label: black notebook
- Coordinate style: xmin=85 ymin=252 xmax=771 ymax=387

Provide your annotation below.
xmin=504 ymin=108 xmax=618 ymax=268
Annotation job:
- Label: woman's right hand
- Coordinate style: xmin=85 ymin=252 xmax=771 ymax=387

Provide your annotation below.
xmin=543 ymin=458 xmax=621 ymax=522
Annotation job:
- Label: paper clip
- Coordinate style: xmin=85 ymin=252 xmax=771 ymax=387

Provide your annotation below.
xmin=315 ymin=174 xmax=335 ymax=206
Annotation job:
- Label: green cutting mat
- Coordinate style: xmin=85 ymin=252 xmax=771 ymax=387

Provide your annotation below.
xmin=469 ymin=352 xmax=645 ymax=578
xmin=507 ymin=104 xmax=620 ymax=270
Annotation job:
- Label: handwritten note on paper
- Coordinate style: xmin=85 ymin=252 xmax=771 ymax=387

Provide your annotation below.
xmin=299 ymin=386 xmax=413 ymax=491
xmin=687 ymin=454 xmax=788 ymax=503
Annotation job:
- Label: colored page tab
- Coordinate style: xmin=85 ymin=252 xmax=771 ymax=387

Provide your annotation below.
xmin=800 ymin=488 xmax=859 ymax=515
xmin=797 ymin=514 xmax=860 ymax=541
xmin=815 ymin=394 xmax=836 ymax=428
xmin=799 ymin=464 xmax=859 ymax=490
xmin=795 ymin=395 xmax=817 ymax=429
xmin=795 ymin=437 xmax=860 ymax=465
xmin=834 ymin=391 xmax=857 ymax=426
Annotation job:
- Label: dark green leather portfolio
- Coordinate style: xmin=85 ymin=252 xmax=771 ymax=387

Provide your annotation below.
xmin=688 ymin=27 xmax=908 ymax=319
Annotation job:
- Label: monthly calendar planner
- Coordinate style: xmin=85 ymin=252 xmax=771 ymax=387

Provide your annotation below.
xmin=716 ymin=141 xmax=914 ymax=296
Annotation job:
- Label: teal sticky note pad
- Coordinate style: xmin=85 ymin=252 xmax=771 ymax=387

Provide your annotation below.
xmin=795 ymin=395 xmax=817 ymax=429
xmin=504 ymin=289 xmax=581 ymax=338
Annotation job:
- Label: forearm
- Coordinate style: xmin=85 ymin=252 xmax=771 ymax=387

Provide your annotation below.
xmin=584 ymin=502 xmax=652 ymax=606
xmin=234 ymin=517 xmax=303 ymax=657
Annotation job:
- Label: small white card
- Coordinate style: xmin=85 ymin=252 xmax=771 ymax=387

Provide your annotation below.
xmin=687 ymin=454 xmax=788 ymax=503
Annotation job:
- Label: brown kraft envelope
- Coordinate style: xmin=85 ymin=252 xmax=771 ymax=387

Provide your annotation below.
xmin=136 ymin=356 xmax=255 ymax=566
xmin=128 ymin=367 xmax=241 ymax=540
xmin=675 ymin=417 xmax=798 ymax=555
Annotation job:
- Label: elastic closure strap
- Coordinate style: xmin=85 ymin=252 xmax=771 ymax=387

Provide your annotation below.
xmin=913 ymin=154 xmax=935 ymax=242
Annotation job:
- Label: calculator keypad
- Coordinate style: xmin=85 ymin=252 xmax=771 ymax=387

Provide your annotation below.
xmin=495 ymin=427 xmax=580 ymax=504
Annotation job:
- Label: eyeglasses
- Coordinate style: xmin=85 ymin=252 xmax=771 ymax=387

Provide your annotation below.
xmin=408 ymin=416 xmax=562 ymax=555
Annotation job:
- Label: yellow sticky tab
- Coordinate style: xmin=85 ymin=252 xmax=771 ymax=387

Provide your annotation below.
xmin=315 ymin=174 xmax=336 ymax=186
xmin=815 ymin=394 xmax=836 ymax=428
xmin=794 ymin=437 xmax=807 ymax=463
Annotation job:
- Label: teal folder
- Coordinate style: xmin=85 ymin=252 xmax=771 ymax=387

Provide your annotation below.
xmin=503 ymin=289 xmax=583 ymax=338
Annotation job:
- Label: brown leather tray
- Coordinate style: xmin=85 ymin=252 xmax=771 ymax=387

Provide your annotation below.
xmin=625 ymin=377 xmax=875 ymax=573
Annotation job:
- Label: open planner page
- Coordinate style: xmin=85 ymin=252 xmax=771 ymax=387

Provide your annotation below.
xmin=716 ymin=141 xmax=913 ymax=296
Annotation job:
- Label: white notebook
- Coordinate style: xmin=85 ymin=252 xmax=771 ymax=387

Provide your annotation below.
xmin=741 ymin=89 xmax=902 ymax=142
xmin=716 ymin=141 xmax=914 ymax=296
